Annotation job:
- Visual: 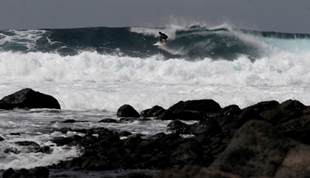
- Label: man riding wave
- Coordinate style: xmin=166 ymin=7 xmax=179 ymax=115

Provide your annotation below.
xmin=159 ymin=32 xmax=168 ymax=43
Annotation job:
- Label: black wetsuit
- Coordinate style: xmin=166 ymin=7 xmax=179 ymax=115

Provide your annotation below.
xmin=160 ymin=33 xmax=168 ymax=42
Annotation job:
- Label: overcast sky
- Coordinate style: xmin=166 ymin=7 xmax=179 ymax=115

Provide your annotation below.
xmin=1 ymin=0 xmax=310 ymax=33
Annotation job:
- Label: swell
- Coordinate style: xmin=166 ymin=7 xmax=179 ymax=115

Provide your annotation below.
xmin=1 ymin=25 xmax=310 ymax=61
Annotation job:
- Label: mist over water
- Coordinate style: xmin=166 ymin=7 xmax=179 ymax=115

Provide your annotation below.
xmin=1 ymin=22 xmax=310 ymax=172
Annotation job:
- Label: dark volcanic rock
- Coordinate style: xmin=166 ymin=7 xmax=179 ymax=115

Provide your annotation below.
xmin=167 ymin=120 xmax=191 ymax=134
xmin=37 ymin=99 xmax=310 ymax=177
xmin=169 ymin=99 xmax=222 ymax=113
xmin=233 ymin=107 xmax=263 ymax=129
xmin=190 ymin=119 xmax=222 ymax=136
xmin=3 ymin=167 xmax=49 ymax=178
xmin=99 ymin=118 xmax=119 ymax=123
xmin=140 ymin=105 xmax=166 ymax=117
xmin=157 ymin=110 xmax=175 ymax=120
xmin=219 ymin=104 xmax=241 ymax=116
xmin=210 ymin=120 xmax=289 ymax=177
xmin=279 ymin=99 xmax=307 ymax=111
xmin=275 ymin=113 xmax=310 ymax=145
xmin=174 ymin=110 xmax=206 ymax=120
xmin=5 ymin=141 xmax=51 ymax=154
xmin=209 ymin=120 xmax=310 ymax=178
xmin=0 ymin=88 xmax=60 ymax=110
xmin=157 ymin=99 xmax=222 ymax=120
xmin=117 ymin=104 xmax=140 ymax=118
xmin=246 ymin=100 xmax=280 ymax=113
xmin=50 ymin=127 xmax=227 ymax=171
xmin=154 ymin=165 xmax=240 ymax=178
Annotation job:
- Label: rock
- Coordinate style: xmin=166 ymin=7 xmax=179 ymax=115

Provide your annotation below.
xmin=4 ymin=147 xmax=20 ymax=154
xmin=123 ymin=135 xmax=142 ymax=148
xmin=219 ymin=105 xmax=241 ymax=116
xmin=157 ymin=99 xmax=222 ymax=120
xmin=153 ymin=165 xmax=241 ymax=178
xmin=169 ymin=139 xmax=210 ymax=166
xmin=210 ymin=120 xmax=310 ymax=178
xmin=174 ymin=110 xmax=206 ymax=120
xmin=168 ymin=99 xmax=222 ymax=113
xmin=119 ymin=131 xmax=132 ymax=137
xmin=12 ymin=141 xmax=51 ymax=154
xmin=0 ymin=88 xmax=61 ymax=110
xmin=98 ymin=118 xmax=118 ymax=123
xmin=15 ymin=141 xmax=40 ymax=147
xmin=52 ymin=135 xmax=83 ymax=146
xmin=233 ymin=108 xmax=263 ymax=129
xmin=246 ymin=100 xmax=280 ymax=113
xmin=140 ymin=105 xmax=166 ymax=117
xmin=2 ymin=167 xmax=49 ymax=178
xmin=2 ymin=168 xmax=16 ymax=178
xmin=157 ymin=110 xmax=176 ymax=120
xmin=215 ymin=115 xmax=234 ymax=127
xmin=275 ymin=113 xmax=310 ymax=145
xmin=48 ymin=125 xmax=228 ymax=171
xmin=117 ymin=104 xmax=140 ymax=118
xmin=167 ymin=120 xmax=191 ymax=134
xmin=279 ymin=99 xmax=307 ymax=111
xmin=9 ymin=133 xmax=21 ymax=136
xmin=190 ymin=118 xmax=222 ymax=136
xmin=32 ymin=167 xmax=49 ymax=178
xmin=62 ymin=119 xmax=77 ymax=123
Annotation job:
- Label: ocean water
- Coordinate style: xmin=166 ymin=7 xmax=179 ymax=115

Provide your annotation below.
xmin=1 ymin=23 xmax=310 ymax=176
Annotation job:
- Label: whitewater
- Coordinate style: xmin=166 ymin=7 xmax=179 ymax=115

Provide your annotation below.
xmin=0 ymin=23 xmax=310 ymax=176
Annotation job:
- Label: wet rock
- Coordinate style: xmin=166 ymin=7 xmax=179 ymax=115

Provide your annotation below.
xmin=119 ymin=131 xmax=132 ymax=137
xmin=15 ymin=141 xmax=40 ymax=147
xmin=117 ymin=104 xmax=140 ymax=118
xmin=150 ymin=132 xmax=166 ymax=140
xmin=2 ymin=168 xmax=15 ymax=178
xmin=167 ymin=120 xmax=191 ymax=134
xmin=3 ymin=167 xmax=49 ymax=178
xmin=156 ymin=110 xmax=176 ymax=120
xmin=246 ymin=100 xmax=280 ymax=113
xmin=4 ymin=147 xmax=20 ymax=154
xmin=140 ymin=105 xmax=165 ymax=117
xmin=13 ymin=141 xmax=51 ymax=154
xmin=219 ymin=104 xmax=241 ymax=116
xmin=9 ymin=133 xmax=21 ymax=136
xmin=0 ymin=88 xmax=61 ymax=110
xmin=99 ymin=118 xmax=118 ymax=123
xmin=174 ymin=110 xmax=206 ymax=120
xmin=279 ymin=99 xmax=307 ymax=111
xmin=209 ymin=120 xmax=310 ymax=178
xmin=157 ymin=100 xmax=222 ymax=120
xmin=32 ymin=167 xmax=49 ymax=178
xmin=119 ymin=117 xmax=142 ymax=123
xmin=215 ymin=115 xmax=234 ymax=127
xmin=233 ymin=107 xmax=263 ymax=129
xmin=210 ymin=120 xmax=287 ymax=177
xmin=190 ymin=118 xmax=222 ymax=136
xmin=168 ymin=99 xmax=222 ymax=113
xmin=154 ymin=165 xmax=240 ymax=178
xmin=52 ymin=135 xmax=83 ymax=146
xmin=62 ymin=119 xmax=77 ymax=123
xmin=123 ymin=135 xmax=142 ymax=148
xmin=275 ymin=113 xmax=310 ymax=145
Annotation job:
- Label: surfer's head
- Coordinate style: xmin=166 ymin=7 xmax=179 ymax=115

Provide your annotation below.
xmin=159 ymin=32 xmax=162 ymax=35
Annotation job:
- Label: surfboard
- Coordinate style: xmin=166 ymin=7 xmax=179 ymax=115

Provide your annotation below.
xmin=153 ymin=41 xmax=167 ymax=46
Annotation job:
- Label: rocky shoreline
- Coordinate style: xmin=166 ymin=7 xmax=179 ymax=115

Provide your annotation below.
xmin=1 ymin=89 xmax=310 ymax=177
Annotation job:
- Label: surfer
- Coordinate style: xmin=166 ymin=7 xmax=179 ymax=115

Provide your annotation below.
xmin=159 ymin=32 xmax=168 ymax=43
